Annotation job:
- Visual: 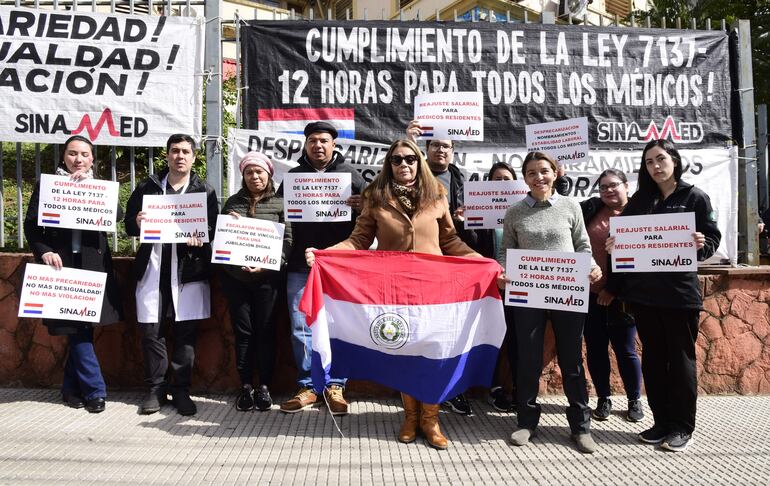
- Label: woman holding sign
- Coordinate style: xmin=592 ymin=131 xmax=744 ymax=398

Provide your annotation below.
xmin=581 ymin=169 xmax=644 ymax=424
xmin=306 ymin=139 xmax=482 ymax=450
xmin=23 ymin=135 xmax=123 ymax=414
xmin=606 ymin=139 xmax=720 ymax=452
xmin=496 ymin=151 xmax=602 ymax=454
xmin=219 ymin=152 xmax=292 ymax=412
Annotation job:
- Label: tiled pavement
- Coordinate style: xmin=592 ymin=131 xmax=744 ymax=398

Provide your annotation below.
xmin=0 ymin=389 xmax=768 ymax=485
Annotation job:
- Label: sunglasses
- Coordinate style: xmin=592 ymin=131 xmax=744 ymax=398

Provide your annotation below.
xmin=389 ymin=154 xmax=419 ymax=166
xmin=599 ymin=181 xmax=623 ymax=192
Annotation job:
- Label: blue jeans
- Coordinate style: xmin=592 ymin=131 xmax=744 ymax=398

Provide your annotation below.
xmin=584 ymin=293 xmax=642 ymax=400
xmin=62 ymin=326 xmax=106 ymax=401
xmin=287 ymin=271 xmax=346 ymax=389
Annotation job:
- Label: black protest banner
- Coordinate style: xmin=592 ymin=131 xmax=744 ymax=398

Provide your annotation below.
xmin=242 ymin=20 xmax=731 ymax=149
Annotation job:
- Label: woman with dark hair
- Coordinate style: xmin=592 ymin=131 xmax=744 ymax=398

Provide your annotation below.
xmin=306 ymin=139 xmax=482 ymax=449
xmin=23 ymin=135 xmax=123 ymax=413
xmin=606 ymin=139 xmax=720 ymax=452
xmin=219 ymin=152 xmax=292 ymax=412
xmin=497 ymin=151 xmax=602 ymax=454
xmin=580 ymin=169 xmax=643 ymax=423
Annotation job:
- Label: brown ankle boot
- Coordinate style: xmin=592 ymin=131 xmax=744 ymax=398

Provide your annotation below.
xmin=420 ymin=402 xmax=448 ymax=449
xmin=398 ymin=393 xmax=420 ymax=443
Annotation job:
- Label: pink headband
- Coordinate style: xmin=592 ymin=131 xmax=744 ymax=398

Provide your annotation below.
xmin=239 ymin=151 xmax=274 ymax=176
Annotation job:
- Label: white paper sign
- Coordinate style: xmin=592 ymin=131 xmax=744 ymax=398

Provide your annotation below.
xmin=18 ymin=263 xmax=106 ymax=323
xmin=0 ymin=7 xmax=204 ymax=146
xmin=211 ymin=216 xmax=285 ymax=270
xmin=282 ymin=173 xmax=352 ymax=223
xmin=37 ymin=174 xmax=119 ymax=232
xmin=463 ymin=180 xmax=529 ymax=229
xmin=525 ymin=117 xmax=589 ymax=166
xmin=414 ymin=91 xmax=484 ymax=141
xmin=610 ymin=212 xmax=697 ymax=272
xmin=140 ymin=192 xmax=209 ymax=243
xmin=505 ymin=249 xmax=591 ymax=313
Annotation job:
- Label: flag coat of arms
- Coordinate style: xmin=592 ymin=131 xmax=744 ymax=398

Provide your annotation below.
xmin=299 ymin=250 xmax=506 ymax=404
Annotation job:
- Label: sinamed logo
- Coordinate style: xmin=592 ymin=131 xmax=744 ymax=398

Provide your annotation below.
xmin=75 ymin=216 xmax=112 ymax=227
xmin=596 ymin=116 xmax=703 ymax=144
xmin=16 ymin=107 xmax=148 ymax=140
xmin=315 ymin=207 xmax=349 ymax=218
xmin=60 ymin=306 xmax=97 ymax=317
xmin=447 ymin=126 xmax=481 ymax=137
xmin=543 ymin=294 xmax=585 ymax=307
xmin=651 ymin=255 xmax=693 ymax=267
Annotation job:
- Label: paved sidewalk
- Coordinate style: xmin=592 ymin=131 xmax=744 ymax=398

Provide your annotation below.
xmin=0 ymin=389 xmax=768 ymax=485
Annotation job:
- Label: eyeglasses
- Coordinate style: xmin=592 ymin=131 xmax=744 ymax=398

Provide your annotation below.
xmin=389 ymin=154 xmax=419 ymax=166
xmin=599 ymin=181 xmax=623 ymax=192
xmin=428 ymin=142 xmax=453 ymax=151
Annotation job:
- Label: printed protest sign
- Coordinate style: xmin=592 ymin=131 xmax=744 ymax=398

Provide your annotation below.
xmin=414 ymin=91 xmax=484 ymax=141
xmin=140 ymin=192 xmax=209 ymax=243
xmin=211 ymin=215 xmax=285 ymax=270
xmin=463 ymin=180 xmax=529 ymax=229
xmin=37 ymin=174 xmax=119 ymax=232
xmin=525 ymin=117 xmax=589 ymax=166
xmin=18 ymin=263 xmax=106 ymax=323
xmin=505 ymin=249 xmax=591 ymax=313
xmin=0 ymin=7 xmax=204 ymax=145
xmin=610 ymin=212 xmax=697 ymax=272
xmin=282 ymin=173 xmax=352 ymax=222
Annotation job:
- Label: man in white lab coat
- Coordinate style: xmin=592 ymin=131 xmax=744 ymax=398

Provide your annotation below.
xmin=124 ymin=134 xmax=219 ymax=416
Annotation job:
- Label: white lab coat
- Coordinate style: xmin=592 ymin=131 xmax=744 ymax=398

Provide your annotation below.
xmin=134 ymin=175 xmax=211 ymax=323
xmin=134 ymin=242 xmax=211 ymax=323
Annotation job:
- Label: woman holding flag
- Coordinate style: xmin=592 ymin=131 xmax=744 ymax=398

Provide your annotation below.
xmin=605 ymin=139 xmax=720 ymax=452
xmin=218 ymin=151 xmax=292 ymax=412
xmin=305 ymin=139 xmax=482 ymax=450
xmin=496 ymin=151 xmax=602 ymax=454
xmin=23 ymin=135 xmax=123 ymax=414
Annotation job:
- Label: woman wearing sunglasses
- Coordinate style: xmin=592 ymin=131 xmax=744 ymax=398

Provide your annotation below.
xmin=306 ymin=139 xmax=481 ymax=449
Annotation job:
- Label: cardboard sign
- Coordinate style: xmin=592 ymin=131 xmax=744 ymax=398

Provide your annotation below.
xmin=610 ymin=212 xmax=697 ymax=272
xmin=525 ymin=117 xmax=589 ymax=166
xmin=37 ymin=174 xmax=119 ymax=232
xmin=414 ymin=91 xmax=484 ymax=141
xmin=140 ymin=192 xmax=209 ymax=243
xmin=18 ymin=263 xmax=106 ymax=323
xmin=282 ymin=173 xmax=352 ymax=222
xmin=211 ymin=215 xmax=285 ymax=270
xmin=463 ymin=180 xmax=529 ymax=229
xmin=505 ymin=249 xmax=591 ymax=313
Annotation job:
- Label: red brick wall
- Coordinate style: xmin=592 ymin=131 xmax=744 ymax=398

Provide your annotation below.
xmin=1 ymin=254 xmax=769 ymax=395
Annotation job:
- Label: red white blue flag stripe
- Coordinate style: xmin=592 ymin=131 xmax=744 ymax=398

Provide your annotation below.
xmin=299 ymin=250 xmax=506 ymax=404
xmin=258 ymin=108 xmax=355 ymax=139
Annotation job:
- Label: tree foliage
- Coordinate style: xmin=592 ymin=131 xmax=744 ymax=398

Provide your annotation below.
xmin=629 ymin=0 xmax=769 ymax=105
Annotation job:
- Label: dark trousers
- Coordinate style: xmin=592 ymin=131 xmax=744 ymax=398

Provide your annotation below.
xmin=140 ymin=279 xmax=199 ymax=392
xmin=62 ymin=326 xmax=106 ymax=401
xmin=631 ymin=303 xmax=700 ymax=434
xmin=584 ymin=293 xmax=642 ymax=400
xmin=514 ymin=307 xmax=591 ymax=434
xmin=492 ymin=303 xmax=518 ymax=394
xmin=221 ymin=274 xmax=278 ymax=387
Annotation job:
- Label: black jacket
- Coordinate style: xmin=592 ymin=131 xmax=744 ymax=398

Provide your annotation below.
xmin=124 ymin=169 xmax=219 ymax=283
xmin=277 ymin=151 xmax=366 ymax=272
xmin=607 ymin=180 xmax=721 ymax=310
xmin=219 ymin=187 xmax=292 ymax=282
xmin=24 ymin=181 xmax=124 ymax=335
